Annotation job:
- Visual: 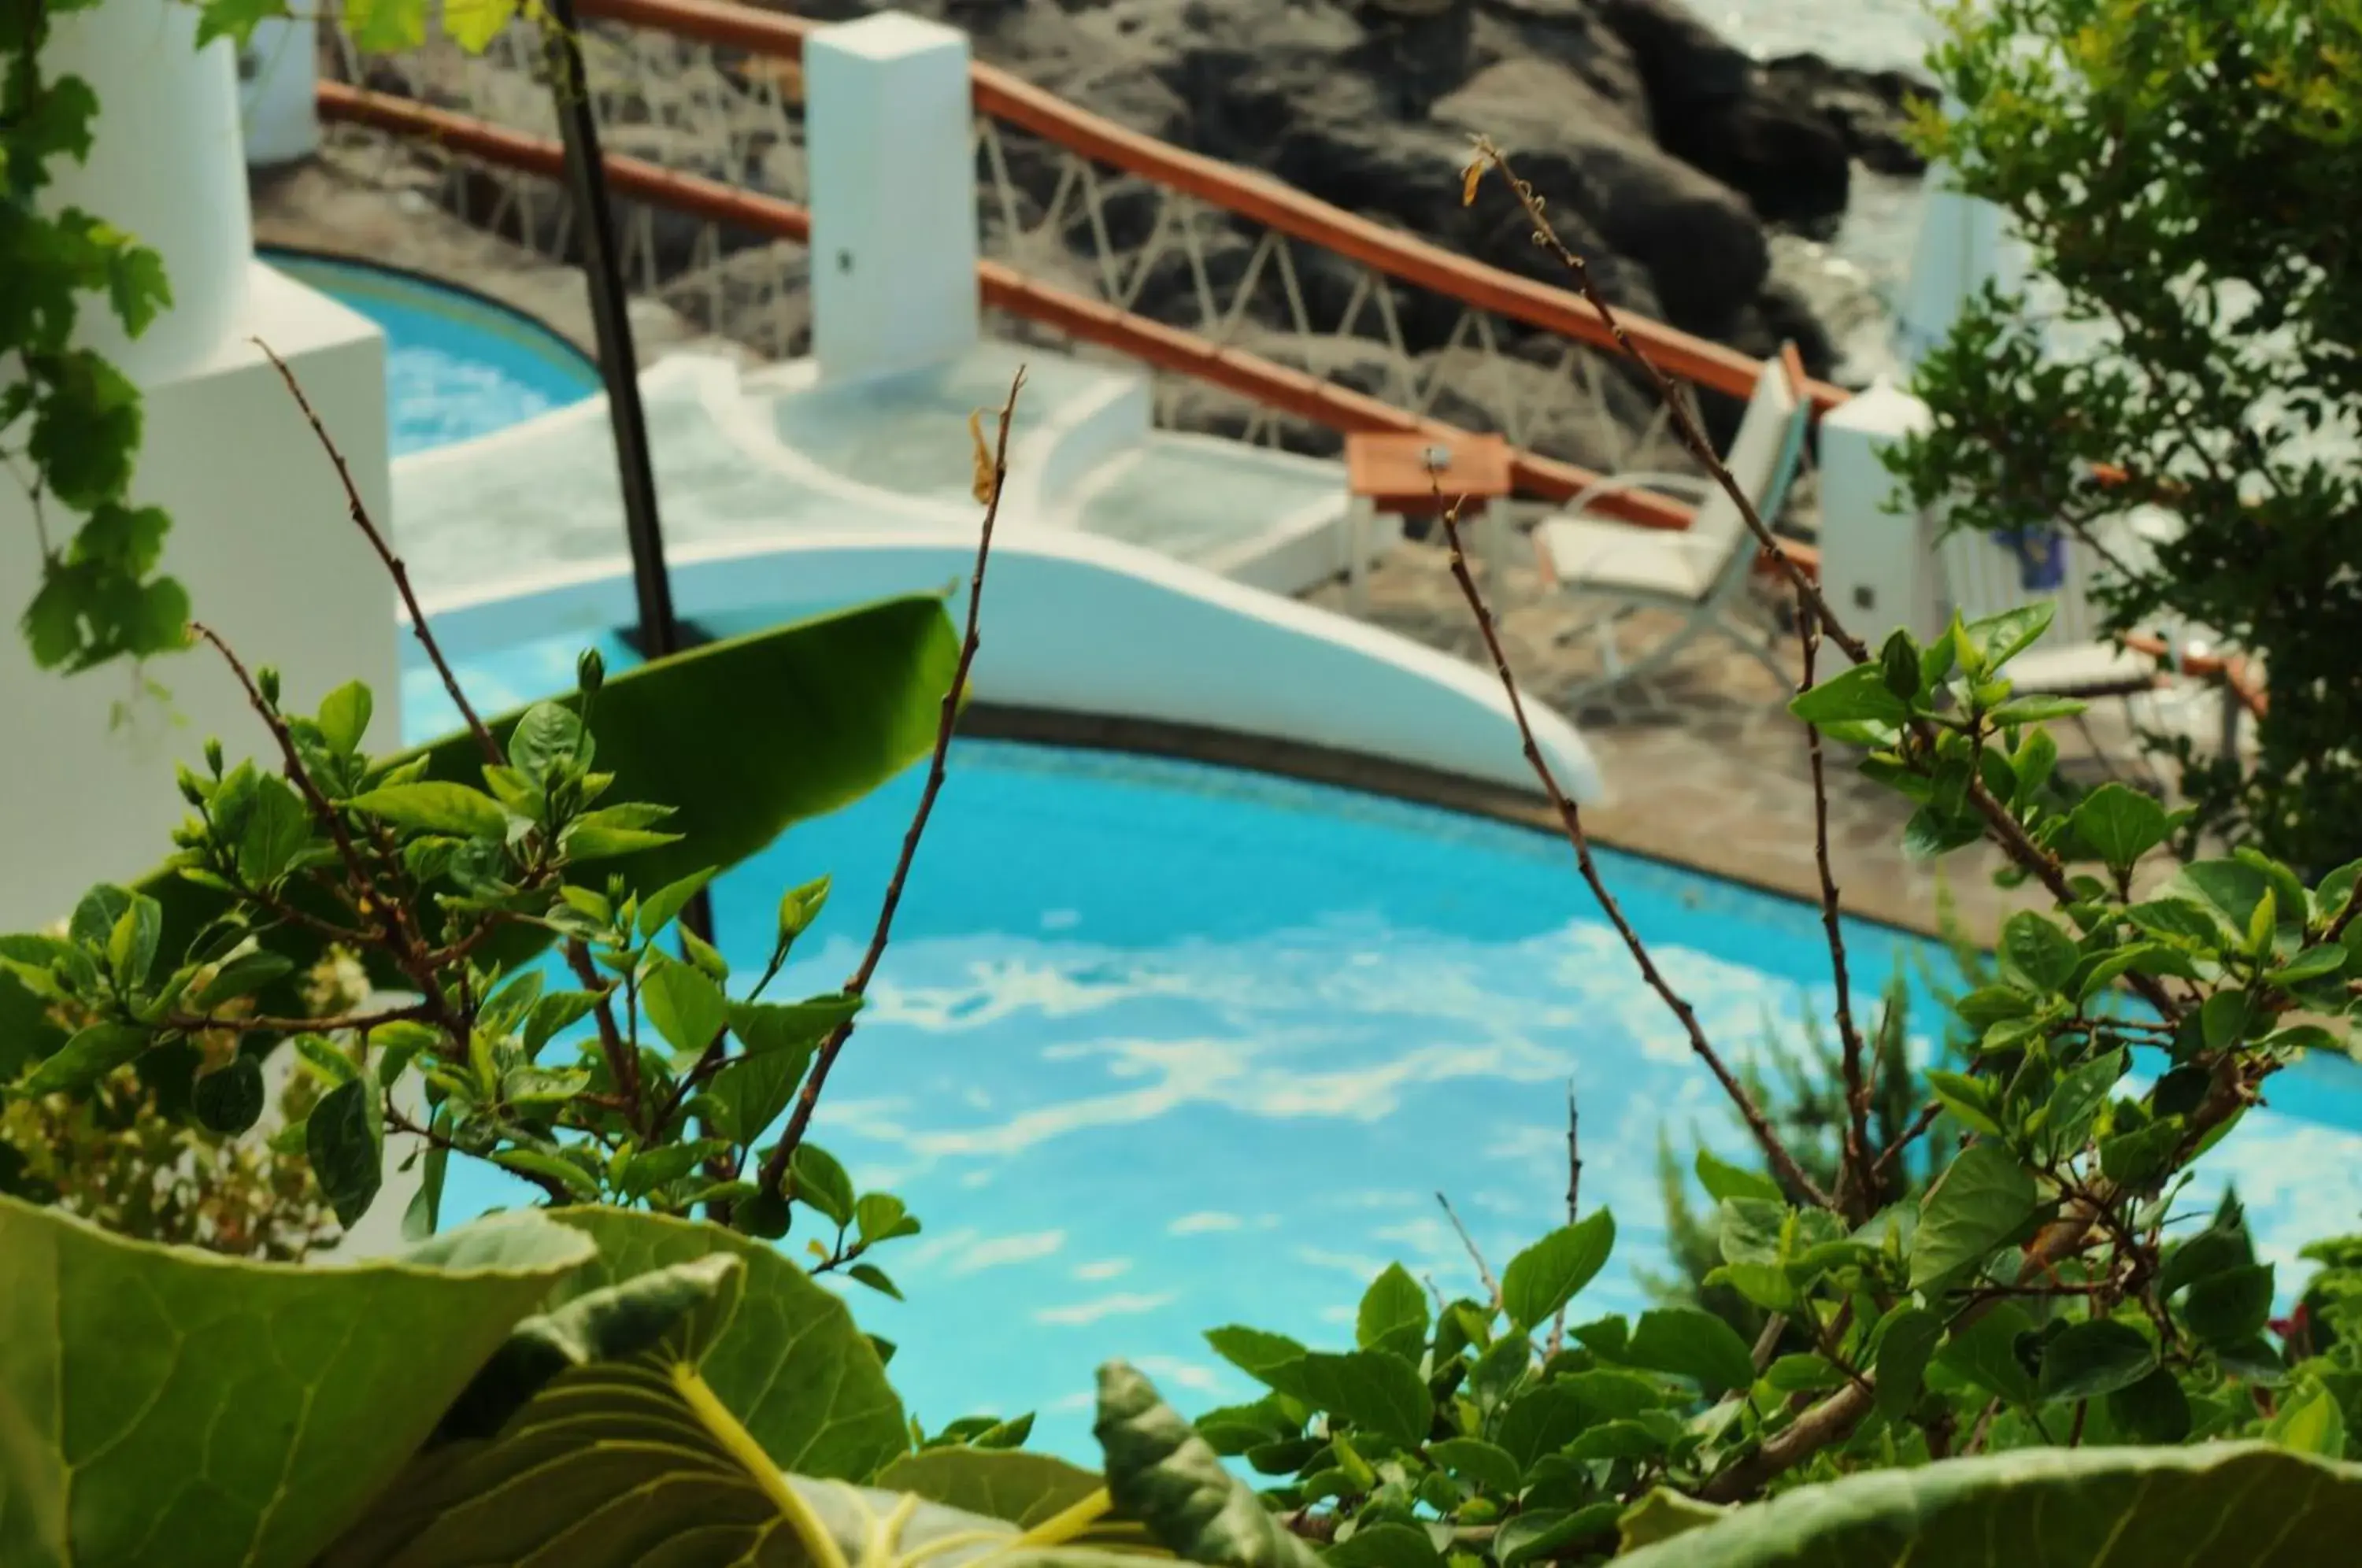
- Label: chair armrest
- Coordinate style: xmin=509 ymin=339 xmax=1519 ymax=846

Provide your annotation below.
xmin=1557 ymin=471 xmax=1716 ymax=522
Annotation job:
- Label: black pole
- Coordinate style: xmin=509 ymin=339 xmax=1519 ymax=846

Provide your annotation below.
xmin=538 ymin=0 xmax=713 ymax=943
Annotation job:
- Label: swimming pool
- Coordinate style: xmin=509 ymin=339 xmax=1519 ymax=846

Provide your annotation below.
xmin=406 ymin=633 xmax=2362 ymax=1459
xmin=263 ymin=250 xmax=601 ymax=455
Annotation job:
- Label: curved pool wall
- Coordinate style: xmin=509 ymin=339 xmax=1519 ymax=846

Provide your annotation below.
xmin=408 ymin=525 xmax=1605 ymax=803
xmin=259 ymin=248 xmax=599 ymax=454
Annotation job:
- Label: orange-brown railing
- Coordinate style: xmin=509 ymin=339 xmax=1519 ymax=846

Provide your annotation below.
xmin=575 ymin=0 xmax=1847 ymax=422
xmin=318 ymin=81 xmax=1705 ymax=532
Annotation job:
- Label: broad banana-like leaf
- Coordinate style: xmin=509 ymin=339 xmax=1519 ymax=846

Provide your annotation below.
xmin=1617 ymin=1442 xmax=2362 ymax=1566
xmin=0 ymin=1195 xmax=594 ymax=1568
xmin=543 ymin=1207 xmax=910 ymax=1481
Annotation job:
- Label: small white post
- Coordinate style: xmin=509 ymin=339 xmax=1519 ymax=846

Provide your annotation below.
xmin=240 ymin=11 xmax=321 ymax=167
xmin=805 ymin=11 xmax=980 ymax=382
xmin=1816 ymin=377 xmax=1943 ymax=648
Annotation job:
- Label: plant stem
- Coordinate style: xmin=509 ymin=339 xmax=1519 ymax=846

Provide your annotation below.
xmin=1799 ymin=608 xmax=1876 ymax=1218
xmin=1431 ymin=497 xmax=1833 ymax=1209
xmin=254 ymin=338 xmax=502 ymax=767
xmin=761 ymin=368 xmax=1024 ymax=1200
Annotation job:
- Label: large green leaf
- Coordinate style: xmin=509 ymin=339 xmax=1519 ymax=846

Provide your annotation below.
xmin=0 ymin=1196 xmax=593 ymax=1568
xmin=876 ymin=1448 xmax=1108 ymax=1530
xmin=1097 ymin=1362 xmax=1324 ymax=1568
xmin=127 ymin=595 xmax=959 ymax=988
xmin=1616 ymin=1443 xmax=2362 ymax=1566
xmin=543 ymin=1207 xmax=909 ymax=1480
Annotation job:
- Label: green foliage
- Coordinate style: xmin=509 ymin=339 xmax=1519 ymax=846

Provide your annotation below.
xmin=2 ymin=0 xmax=516 ymax=677
xmin=1894 ymin=0 xmax=2362 ymax=872
xmin=1611 ymin=1443 xmax=2362 ymax=1566
xmin=1 ymin=598 xmax=960 ymax=1266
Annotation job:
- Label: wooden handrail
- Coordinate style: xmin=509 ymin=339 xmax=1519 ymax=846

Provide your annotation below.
xmin=571 ymin=0 xmax=1846 ymax=418
xmin=315 ymin=81 xmax=1722 ymax=534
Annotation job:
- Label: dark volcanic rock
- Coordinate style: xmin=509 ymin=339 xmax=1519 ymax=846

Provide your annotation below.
xmin=1763 ymin=52 xmax=1940 ymax=176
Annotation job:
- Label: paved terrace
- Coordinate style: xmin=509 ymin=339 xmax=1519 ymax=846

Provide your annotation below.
xmin=256 ymin=150 xmax=2171 ymax=943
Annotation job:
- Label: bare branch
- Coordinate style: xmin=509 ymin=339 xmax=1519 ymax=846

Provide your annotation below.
xmin=1799 ymin=608 xmax=1875 ymax=1219
xmin=1436 ymin=1191 xmax=1501 ymax=1311
xmin=761 ymin=367 xmax=1026 ymax=1200
xmin=1430 ymin=497 xmax=1834 ymax=1209
xmin=254 ymin=338 xmax=502 ymax=767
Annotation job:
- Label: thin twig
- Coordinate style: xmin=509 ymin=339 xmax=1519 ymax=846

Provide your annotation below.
xmin=1750 ymin=1313 xmax=1790 ymax=1374
xmin=254 ymin=338 xmax=501 ymax=767
xmin=1464 ymin=142 xmax=2181 ymax=1025
xmin=760 ymin=368 xmax=1025 ymax=1200
xmin=1546 ymin=1082 xmax=1583 ymax=1355
xmin=1431 ymin=497 xmax=1834 ymax=1208
xmin=1873 ymin=1099 xmax=1946 ymax=1185
xmin=1799 ymin=606 xmax=1875 ymax=1218
xmin=1436 ymin=1192 xmax=1501 ymax=1311
xmin=168 ymin=1002 xmax=436 ymax=1036
xmin=564 ymin=941 xmax=639 ymax=1120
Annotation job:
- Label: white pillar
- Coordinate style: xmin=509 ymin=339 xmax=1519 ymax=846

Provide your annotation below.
xmin=240 ymin=12 xmax=321 ymax=168
xmin=41 ymin=0 xmax=254 ymax=385
xmin=1816 ymin=377 xmax=1943 ymax=645
xmin=806 ymin=12 xmax=979 ymax=382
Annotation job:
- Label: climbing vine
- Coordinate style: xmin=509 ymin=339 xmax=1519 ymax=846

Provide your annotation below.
xmin=1 ymin=0 xmax=531 ymax=679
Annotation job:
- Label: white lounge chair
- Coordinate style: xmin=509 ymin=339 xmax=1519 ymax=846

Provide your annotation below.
xmin=1532 ymin=346 xmax=1812 ymax=704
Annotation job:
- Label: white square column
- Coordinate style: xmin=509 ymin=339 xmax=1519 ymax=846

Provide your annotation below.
xmin=806 ymin=12 xmax=981 ymax=383
xmin=1816 ymin=378 xmax=1943 ymax=648
xmin=0 ymin=263 xmax=395 ymax=931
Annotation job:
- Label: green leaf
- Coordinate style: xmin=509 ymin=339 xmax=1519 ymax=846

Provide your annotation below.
xmin=636 ymin=867 xmax=716 ymax=941
xmin=13 ymin=1022 xmax=150 ymax=1096
xmin=2040 ymin=1319 xmax=2157 ymax=1403
xmin=1873 ymin=1307 xmax=1943 ymax=1422
xmin=1098 ymin=1362 xmax=1325 ymax=1568
xmin=2071 ymin=783 xmax=2171 ymax=871
xmin=236 ymin=776 xmax=313 ymax=886
xmin=1986 ymin=693 xmax=2087 ymax=724
xmin=193 ymin=950 xmax=295 ymax=1011
xmin=0 ymin=1196 xmax=590 ymax=1568
xmin=1329 ymin=1522 xmax=1447 ymax=1568
xmin=2125 ymin=897 xmax=2226 ymax=945
xmin=1879 ymin=629 xmax=1922 ymax=700
xmin=1624 ymin=1307 xmax=1757 ymax=1397
xmin=493 ymin=1148 xmax=602 ymax=1200
xmin=1428 ymin=1437 xmax=1521 ymax=1493
xmin=732 ymin=993 xmax=861 ymax=1056
xmin=438 ymin=1253 xmax=742 ymax=1439
xmin=1790 ymin=664 xmax=1911 ymax=727
xmin=191 ymin=1055 xmax=265 ymax=1134
xmin=1205 ymin=1326 xmax=1311 ymax=1388
xmin=1610 ymin=1444 xmax=2362 ymax=1567
xmin=789 ymin=1143 xmax=857 ymax=1228
xmin=1694 ymin=1148 xmax=1783 ymax=1204
xmin=1903 ymin=803 xmax=1986 ymax=859
xmin=542 ymin=1207 xmax=908 ymax=1477
xmin=1936 ymin=1304 xmax=2038 ymax=1407
xmin=562 ymin=821 xmax=683 ymax=862
xmin=1498 ymin=1210 xmax=1616 ymax=1331
xmin=307 ymin=1076 xmax=383 ymax=1226
xmin=855 ymin=1192 xmax=920 ymax=1247
xmin=2108 ymin=1366 xmax=2192 ymax=1443
xmin=1962 ymin=601 xmax=2055 ymax=671
xmin=847 ymin=1263 xmax=902 ymax=1300
xmin=1357 ymin=1263 xmax=1430 ymax=1357
xmin=2099 ymin=1118 xmax=2184 ymax=1187
xmin=345 ymin=781 xmax=509 ymax=838
xmin=2266 ymin=1384 xmax=2347 ymax=1459
xmin=135 ymin=599 xmax=961 ymax=1006
xmin=105 ymin=894 xmax=162 ymax=989
xmin=641 ymin=956 xmax=730 ymax=1059
xmin=1910 ymin=1142 xmax=2038 ymax=1291
xmin=1925 ymin=1070 xmax=2004 ymax=1137
xmin=873 ymin=1448 xmax=1105 ymax=1529
xmin=507 ymin=700 xmax=594 ymax=784
xmin=2175 ymin=860 xmax=2275 ymax=937
xmin=1618 ymin=1489 xmax=1731 ymax=1552
xmin=317 ymin=681 xmax=374 ymax=754
xmin=2182 ymin=1263 xmax=2275 ymax=1347
xmin=2160 ymin=1224 xmax=2253 ymax=1298
xmin=1999 ymin=911 xmax=2080 ymax=993
xmin=698 ymin=1048 xmax=811 ymax=1146
xmin=1288 ymin=1351 xmax=1432 ymax=1452
xmin=1495 ymin=1507 xmax=1619 ymax=1566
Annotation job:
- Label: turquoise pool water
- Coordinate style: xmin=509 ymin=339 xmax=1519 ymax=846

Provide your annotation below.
xmin=265 ymin=250 xmax=600 ymax=456
xmin=406 ymin=634 xmax=2362 ymax=1458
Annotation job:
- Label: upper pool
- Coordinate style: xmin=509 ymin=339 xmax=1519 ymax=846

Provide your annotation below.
xmin=405 ymin=631 xmax=2362 ymax=1458
xmin=264 ymin=249 xmax=601 ymax=456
